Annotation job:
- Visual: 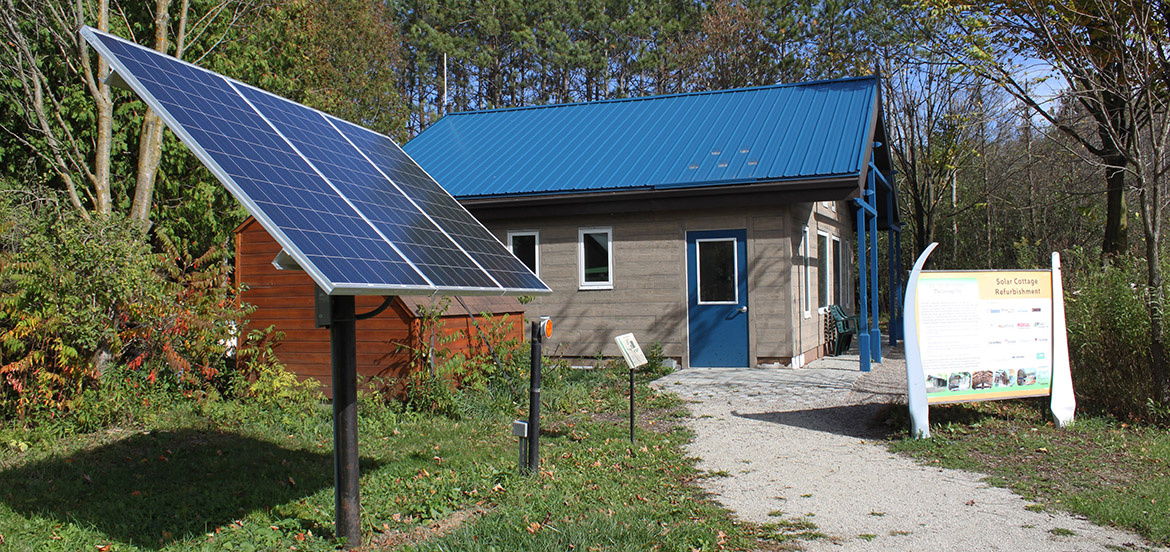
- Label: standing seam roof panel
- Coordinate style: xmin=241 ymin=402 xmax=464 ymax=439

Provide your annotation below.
xmin=404 ymin=77 xmax=880 ymax=198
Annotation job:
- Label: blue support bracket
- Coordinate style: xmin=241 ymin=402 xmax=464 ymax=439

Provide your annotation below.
xmin=853 ymin=197 xmax=877 ymax=215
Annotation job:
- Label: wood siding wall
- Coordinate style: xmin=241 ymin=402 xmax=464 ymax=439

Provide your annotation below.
xmin=483 ymin=204 xmax=847 ymax=367
xmin=234 ymin=219 xmax=525 ymax=398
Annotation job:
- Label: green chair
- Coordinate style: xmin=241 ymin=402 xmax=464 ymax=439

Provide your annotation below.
xmin=827 ymin=305 xmax=859 ymax=356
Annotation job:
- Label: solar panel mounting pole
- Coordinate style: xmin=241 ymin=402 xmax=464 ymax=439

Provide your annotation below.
xmin=330 ymin=295 xmax=362 ymax=548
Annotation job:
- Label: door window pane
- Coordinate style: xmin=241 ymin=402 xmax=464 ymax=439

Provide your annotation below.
xmin=698 ymin=239 xmax=736 ymax=303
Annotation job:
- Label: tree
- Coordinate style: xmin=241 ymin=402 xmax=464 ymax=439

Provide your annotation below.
xmin=918 ymin=0 xmax=1170 ymax=400
xmin=881 ymin=48 xmax=986 ymax=259
xmin=0 ymin=0 xmax=257 ymax=228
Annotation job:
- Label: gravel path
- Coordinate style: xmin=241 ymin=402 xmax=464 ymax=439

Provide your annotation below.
xmin=652 ymin=346 xmax=1165 ymax=552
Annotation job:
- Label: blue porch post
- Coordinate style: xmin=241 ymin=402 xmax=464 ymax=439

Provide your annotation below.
xmin=867 ymin=176 xmax=882 ymax=362
xmin=856 ymin=197 xmax=870 ymax=372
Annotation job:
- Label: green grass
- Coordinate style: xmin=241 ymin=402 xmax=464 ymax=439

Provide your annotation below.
xmin=0 ymin=357 xmax=779 ymax=551
xmin=888 ymin=399 xmax=1170 ymax=546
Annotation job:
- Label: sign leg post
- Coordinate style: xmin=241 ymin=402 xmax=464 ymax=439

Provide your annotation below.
xmin=903 ymin=243 xmax=938 ymax=438
xmin=330 ymin=295 xmax=361 ymax=548
xmin=629 ymin=369 xmax=635 ymax=443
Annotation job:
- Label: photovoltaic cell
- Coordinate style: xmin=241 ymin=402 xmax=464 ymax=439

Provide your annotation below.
xmin=80 ymin=27 xmax=549 ymax=296
xmin=237 ymin=84 xmax=500 ymax=289
xmin=333 ymin=119 xmax=549 ymax=291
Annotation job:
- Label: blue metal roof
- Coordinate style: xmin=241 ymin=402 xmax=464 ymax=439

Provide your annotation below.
xmin=403 ymin=76 xmax=880 ymax=199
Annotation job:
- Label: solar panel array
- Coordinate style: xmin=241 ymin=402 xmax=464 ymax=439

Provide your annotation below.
xmin=80 ymin=27 xmax=550 ymax=296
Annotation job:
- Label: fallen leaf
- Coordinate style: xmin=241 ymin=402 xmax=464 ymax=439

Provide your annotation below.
xmin=96 ymin=544 xmax=111 ymax=552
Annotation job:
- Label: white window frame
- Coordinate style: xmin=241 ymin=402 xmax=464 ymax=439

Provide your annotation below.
xmin=817 ymin=231 xmax=831 ymax=311
xmin=578 ymin=226 xmax=613 ymax=290
xmin=833 ymin=236 xmax=844 ymax=310
xmin=506 ymin=230 xmax=540 ymax=277
xmin=802 ymin=225 xmax=811 ymax=318
xmin=695 ymin=237 xmax=739 ymax=305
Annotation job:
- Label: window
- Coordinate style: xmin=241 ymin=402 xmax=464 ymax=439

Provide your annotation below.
xmin=697 ymin=238 xmax=737 ymax=304
xmin=507 ymin=230 xmax=539 ymax=277
xmin=802 ymin=226 xmax=811 ymax=317
xmin=818 ymin=231 xmax=830 ymax=309
xmin=833 ymin=237 xmax=844 ymax=309
xmin=578 ymin=227 xmax=612 ymax=289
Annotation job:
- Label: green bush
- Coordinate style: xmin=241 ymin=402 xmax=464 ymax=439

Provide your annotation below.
xmin=1064 ymin=251 xmax=1165 ymax=423
xmin=0 ymin=193 xmax=246 ymax=421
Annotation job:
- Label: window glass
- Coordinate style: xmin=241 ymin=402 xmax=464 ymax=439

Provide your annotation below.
xmin=508 ymin=232 xmax=538 ymax=276
xmin=698 ymin=239 xmax=736 ymax=303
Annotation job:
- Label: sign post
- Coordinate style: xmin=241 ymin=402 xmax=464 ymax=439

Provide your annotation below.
xmin=903 ymin=244 xmax=1075 ymax=438
xmin=614 ymin=333 xmax=648 ymax=443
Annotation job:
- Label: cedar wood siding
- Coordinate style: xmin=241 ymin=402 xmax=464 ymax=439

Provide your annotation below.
xmin=487 ymin=204 xmax=812 ymax=367
xmin=234 ymin=218 xmax=525 ymax=398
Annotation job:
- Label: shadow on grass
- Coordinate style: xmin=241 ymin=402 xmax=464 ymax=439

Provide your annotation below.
xmin=0 ymin=429 xmax=378 ymax=549
xmin=734 ymin=403 xmax=893 ymax=439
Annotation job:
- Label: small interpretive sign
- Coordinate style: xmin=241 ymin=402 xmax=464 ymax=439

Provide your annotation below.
xmin=614 ymin=333 xmax=648 ymax=369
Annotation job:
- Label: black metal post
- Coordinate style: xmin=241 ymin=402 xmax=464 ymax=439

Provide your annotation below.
xmin=330 ymin=295 xmax=361 ymax=548
xmin=527 ymin=321 xmax=542 ymax=473
xmin=629 ymin=369 xmax=635 ymax=443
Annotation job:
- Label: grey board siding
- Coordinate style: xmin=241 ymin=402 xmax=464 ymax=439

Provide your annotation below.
xmin=487 ymin=204 xmax=821 ymax=367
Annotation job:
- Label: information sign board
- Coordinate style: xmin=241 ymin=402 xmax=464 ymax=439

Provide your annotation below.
xmin=917 ymin=271 xmax=1053 ymax=404
xmin=903 ymin=244 xmax=1075 ymax=438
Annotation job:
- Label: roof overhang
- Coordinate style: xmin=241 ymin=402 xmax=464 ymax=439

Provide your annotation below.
xmin=459 ymin=175 xmax=861 ymax=221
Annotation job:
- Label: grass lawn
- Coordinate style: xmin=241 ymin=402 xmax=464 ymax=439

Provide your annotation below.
xmin=0 ymin=359 xmax=800 ymax=551
xmin=888 ymin=399 xmax=1170 ymax=546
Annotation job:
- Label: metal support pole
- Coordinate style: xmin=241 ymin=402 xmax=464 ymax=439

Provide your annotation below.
xmin=330 ymin=295 xmax=361 ymax=548
xmin=527 ymin=321 xmax=542 ymax=473
xmin=629 ymin=369 xmax=636 ymax=443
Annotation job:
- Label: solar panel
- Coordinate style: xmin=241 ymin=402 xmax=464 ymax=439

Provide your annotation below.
xmin=80 ymin=27 xmax=550 ymax=297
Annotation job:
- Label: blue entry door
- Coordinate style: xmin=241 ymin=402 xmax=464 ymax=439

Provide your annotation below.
xmin=686 ymin=229 xmax=749 ymax=367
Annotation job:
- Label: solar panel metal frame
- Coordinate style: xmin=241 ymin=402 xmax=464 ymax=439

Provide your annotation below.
xmin=80 ymin=26 xmax=550 ymax=297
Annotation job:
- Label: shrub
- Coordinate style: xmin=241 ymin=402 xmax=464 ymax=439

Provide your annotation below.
xmin=1064 ymin=251 xmax=1165 ymax=423
xmin=0 ymin=194 xmax=246 ymax=421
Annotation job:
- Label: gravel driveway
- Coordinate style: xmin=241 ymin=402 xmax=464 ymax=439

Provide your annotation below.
xmin=652 ymin=346 xmax=1164 ymax=551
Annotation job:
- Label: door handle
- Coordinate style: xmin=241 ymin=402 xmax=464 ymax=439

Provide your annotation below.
xmin=737 ymin=306 xmax=748 ymax=313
